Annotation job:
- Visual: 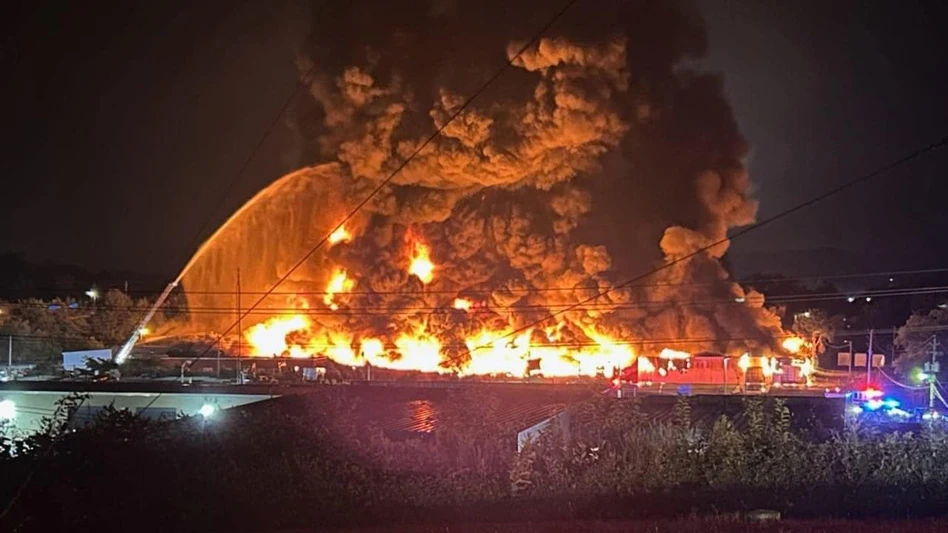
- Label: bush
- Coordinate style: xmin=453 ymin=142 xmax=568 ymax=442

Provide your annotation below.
xmin=3 ymin=393 xmax=948 ymax=532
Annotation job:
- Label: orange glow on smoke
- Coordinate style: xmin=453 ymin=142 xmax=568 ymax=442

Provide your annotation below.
xmin=408 ymin=241 xmax=434 ymax=284
xmin=328 ymin=225 xmax=351 ymax=245
xmin=323 ymin=268 xmax=354 ymax=310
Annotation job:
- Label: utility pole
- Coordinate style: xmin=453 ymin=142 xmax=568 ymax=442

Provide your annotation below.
xmin=866 ymin=329 xmax=874 ymax=387
xmin=847 ymin=339 xmax=853 ymax=375
xmin=7 ymin=335 xmax=12 ymax=373
xmin=927 ymin=336 xmax=940 ymax=411
xmin=236 ymin=268 xmax=242 ymax=382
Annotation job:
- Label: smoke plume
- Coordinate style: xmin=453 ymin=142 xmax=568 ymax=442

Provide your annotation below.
xmin=180 ymin=0 xmax=784 ymax=366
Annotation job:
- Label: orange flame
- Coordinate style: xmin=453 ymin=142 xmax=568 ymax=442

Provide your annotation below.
xmin=658 ymin=348 xmax=690 ymax=360
xmin=392 ymin=330 xmax=444 ymax=373
xmin=782 ymin=336 xmax=806 ymax=354
xmin=462 ymin=329 xmax=532 ymax=376
xmin=323 ymin=268 xmax=354 ymax=310
xmin=408 ymin=241 xmax=434 ymax=284
xmin=328 ymin=225 xmax=351 ymax=245
xmin=239 ymin=266 xmax=770 ymax=382
xmin=245 ymin=315 xmax=309 ymax=357
xmin=638 ymin=355 xmax=656 ymax=373
xmin=360 ymin=338 xmax=386 ymax=363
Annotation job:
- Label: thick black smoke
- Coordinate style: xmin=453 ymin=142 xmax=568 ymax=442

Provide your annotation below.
xmin=180 ymin=0 xmax=783 ymax=361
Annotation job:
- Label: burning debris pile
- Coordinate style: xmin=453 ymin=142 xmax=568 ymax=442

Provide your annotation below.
xmin=178 ymin=1 xmax=788 ymax=378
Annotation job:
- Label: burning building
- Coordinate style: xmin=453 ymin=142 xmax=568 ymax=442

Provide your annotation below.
xmin=174 ymin=1 xmax=790 ymax=379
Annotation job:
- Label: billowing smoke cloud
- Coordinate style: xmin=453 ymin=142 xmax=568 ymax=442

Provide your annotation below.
xmin=180 ymin=0 xmax=783 ymax=364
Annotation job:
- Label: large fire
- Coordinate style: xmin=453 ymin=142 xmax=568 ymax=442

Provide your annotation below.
xmin=236 ymin=239 xmax=797 ymax=380
xmin=243 ymin=312 xmax=638 ymax=378
xmin=176 ymin=14 xmax=800 ymax=384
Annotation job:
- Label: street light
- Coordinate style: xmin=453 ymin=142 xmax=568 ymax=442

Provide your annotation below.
xmin=85 ymin=288 xmax=100 ymax=302
xmin=0 ymin=399 xmax=16 ymax=420
xmin=199 ymin=404 xmax=216 ymax=418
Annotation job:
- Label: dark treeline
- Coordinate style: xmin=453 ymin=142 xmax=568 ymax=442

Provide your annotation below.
xmin=2 ymin=391 xmax=948 ymax=532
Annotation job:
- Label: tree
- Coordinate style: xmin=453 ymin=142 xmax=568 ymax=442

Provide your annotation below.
xmin=792 ymin=308 xmax=844 ymax=356
xmin=87 ymin=289 xmax=138 ymax=345
xmin=0 ymin=298 xmax=100 ymax=363
xmin=894 ymin=306 xmax=948 ymax=374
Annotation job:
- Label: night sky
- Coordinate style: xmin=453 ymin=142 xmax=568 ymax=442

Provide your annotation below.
xmin=2 ymin=0 xmax=947 ymax=281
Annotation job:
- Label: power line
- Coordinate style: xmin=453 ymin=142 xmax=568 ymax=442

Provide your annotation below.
xmin=4 ymin=283 xmax=948 ymax=315
xmin=185 ymin=0 xmax=581 ymax=367
xmin=12 ymin=266 xmax=948 ymax=297
xmin=438 ymin=134 xmax=948 ymax=367
xmin=877 ymin=368 xmax=927 ymax=390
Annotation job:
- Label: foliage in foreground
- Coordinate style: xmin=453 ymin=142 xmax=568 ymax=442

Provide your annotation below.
xmin=2 ymin=393 xmax=948 ymax=532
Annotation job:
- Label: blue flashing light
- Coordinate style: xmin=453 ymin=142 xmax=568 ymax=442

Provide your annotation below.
xmin=865 ymin=399 xmax=884 ymax=411
xmin=883 ymin=398 xmax=900 ymax=409
xmin=887 ymin=408 xmax=910 ymax=417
